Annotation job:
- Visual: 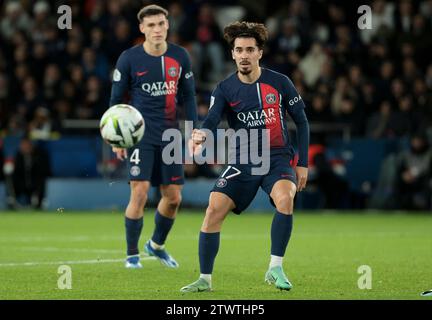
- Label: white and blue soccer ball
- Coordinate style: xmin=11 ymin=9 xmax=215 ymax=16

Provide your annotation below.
xmin=100 ymin=104 xmax=145 ymax=148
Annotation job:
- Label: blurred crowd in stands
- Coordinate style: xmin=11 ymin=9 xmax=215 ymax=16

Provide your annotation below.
xmin=0 ymin=0 xmax=431 ymax=210
xmin=0 ymin=0 xmax=431 ymax=139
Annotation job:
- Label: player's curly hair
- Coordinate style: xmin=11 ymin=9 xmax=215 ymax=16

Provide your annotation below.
xmin=223 ymin=21 xmax=269 ymax=50
xmin=137 ymin=4 xmax=168 ymax=22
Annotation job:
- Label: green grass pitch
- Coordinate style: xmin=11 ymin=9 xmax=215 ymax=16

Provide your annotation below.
xmin=0 ymin=210 xmax=431 ymax=300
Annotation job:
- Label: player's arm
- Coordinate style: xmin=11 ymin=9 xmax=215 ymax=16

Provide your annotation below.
xmin=178 ymin=49 xmax=198 ymax=126
xmin=191 ymin=85 xmax=227 ymax=154
xmin=284 ymin=77 xmax=310 ymax=191
xmin=109 ymin=51 xmax=131 ymax=160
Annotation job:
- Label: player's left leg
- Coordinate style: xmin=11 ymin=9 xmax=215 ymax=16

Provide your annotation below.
xmin=144 ymin=184 xmax=182 ymax=268
xmin=265 ymin=179 xmax=297 ymax=290
xmin=180 ymin=191 xmax=235 ymax=292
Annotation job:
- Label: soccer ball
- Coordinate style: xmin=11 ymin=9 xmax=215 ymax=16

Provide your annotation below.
xmin=100 ymin=104 xmax=145 ymax=148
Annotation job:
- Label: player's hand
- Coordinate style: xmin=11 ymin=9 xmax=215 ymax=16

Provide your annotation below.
xmin=112 ymin=147 xmax=127 ymax=161
xmin=295 ymin=166 xmax=308 ymax=192
xmin=188 ymin=129 xmax=206 ymax=156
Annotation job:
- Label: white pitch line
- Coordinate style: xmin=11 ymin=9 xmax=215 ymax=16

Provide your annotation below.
xmin=18 ymin=246 xmax=124 ymax=254
xmin=0 ymin=256 xmax=156 ymax=267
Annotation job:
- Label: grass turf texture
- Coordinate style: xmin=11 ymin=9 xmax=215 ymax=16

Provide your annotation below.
xmin=0 ymin=210 xmax=431 ymax=300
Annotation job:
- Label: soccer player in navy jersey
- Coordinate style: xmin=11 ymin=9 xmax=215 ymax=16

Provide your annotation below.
xmin=181 ymin=22 xmax=309 ymax=292
xmin=109 ymin=5 xmax=198 ymax=269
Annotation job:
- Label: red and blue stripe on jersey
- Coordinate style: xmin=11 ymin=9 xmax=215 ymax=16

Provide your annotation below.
xmin=256 ymin=82 xmax=285 ymax=148
xmin=163 ymin=56 xmax=180 ymax=123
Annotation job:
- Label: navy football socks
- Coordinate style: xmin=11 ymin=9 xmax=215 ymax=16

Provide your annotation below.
xmin=151 ymin=210 xmax=175 ymax=246
xmin=199 ymin=231 xmax=220 ymax=274
xmin=270 ymin=211 xmax=293 ymax=257
xmin=125 ymin=216 xmax=143 ymax=256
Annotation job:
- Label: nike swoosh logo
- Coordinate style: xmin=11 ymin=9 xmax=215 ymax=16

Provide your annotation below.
xmin=170 ymin=176 xmax=182 ymax=181
xmin=136 ymin=71 xmax=148 ymax=76
xmin=229 ymin=101 xmax=241 ymax=107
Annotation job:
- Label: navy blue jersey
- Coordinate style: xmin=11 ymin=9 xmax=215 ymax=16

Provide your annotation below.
xmin=202 ymin=68 xmax=310 ymax=167
xmin=109 ymin=43 xmax=197 ymax=146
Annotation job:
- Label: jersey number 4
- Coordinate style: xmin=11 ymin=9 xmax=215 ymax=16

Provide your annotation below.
xmin=130 ymin=149 xmax=140 ymax=165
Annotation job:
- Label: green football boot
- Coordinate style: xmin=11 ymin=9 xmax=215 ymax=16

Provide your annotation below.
xmin=180 ymin=278 xmax=212 ymax=293
xmin=265 ymin=266 xmax=293 ymax=291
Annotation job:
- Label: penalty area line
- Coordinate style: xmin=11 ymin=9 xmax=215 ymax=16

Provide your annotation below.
xmin=0 ymin=256 xmax=156 ymax=267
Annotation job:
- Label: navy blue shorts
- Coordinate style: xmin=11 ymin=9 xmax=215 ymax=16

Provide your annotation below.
xmin=211 ymin=154 xmax=297 ymax=214
xmin=127 ymin=143 xmax=184 ymax=186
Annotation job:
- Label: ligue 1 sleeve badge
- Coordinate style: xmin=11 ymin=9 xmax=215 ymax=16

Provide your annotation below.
xmin=216 ymin=178 xmax=227 ymax=188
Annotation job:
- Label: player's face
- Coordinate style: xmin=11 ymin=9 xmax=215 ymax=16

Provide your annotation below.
xmin=139 ymin=14 xmax=169 ymax=45
xmin=232 ymin=37 xmax=263 ymax=75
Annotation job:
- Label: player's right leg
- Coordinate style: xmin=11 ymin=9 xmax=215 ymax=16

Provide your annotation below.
xmin=180 ymin=192 xmax=234 ymax=292
xmin=125 ymin=180 xmax=151 ymax=268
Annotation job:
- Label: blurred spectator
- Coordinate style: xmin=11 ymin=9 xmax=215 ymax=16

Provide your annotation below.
xmin=413 ymin=78 xmax=432 ymax=121
xmin=269 ymin=18 xmax=302 ymax=55
xmin=10 ymin=137 xmax=51 ymax=209
xmin=360 ymin=0 xmax=395 ymax=44
xmin=299 ymin=42 xmax=328 ymax=87
xmin=167 ymin=2 xmax=186 ymax=42
xmin=80 ymin=75 xmax=108 ymax=119
xmin=394 ymin=0 xmax=415 ymax=33
xmin=375 ymin=60 xmax=394 ymax=102
xmin=366 ymin=100 xmax=401 ymax=139
xmin=331 ymin=76 xmax=357 ymax=116
xmin=107 ymin=19 xmax=132 ymax=63
xmin=63 ymin=38 xmax=83 ymax=65
xmin=52 ymin=99 xmax=72 ymax=123
xmin=31 ymin=1 xmax=55 ymax=43
xmin=348 ymin=65 xmax=364 ymax=90
xmin=5 ymin=114 xmax=26 ymax=138
xmin=89 ymin=27 xmax=107 ymax=53
xmin=43 ymin=63 xmax=62 ymax=105
xmin=18 ymin=77 xmax=43 ymax=121
xmin=307 ymin=94 xmax=333 ymax=123
xmin=69 ymin=64 xmax=85 ymax=95
xmin=395 ymin=132 xmax=432 ymax=210
xmin=32 ymin=42 xmax=49 ymax=82
xmin=335 ymin=96 xmax=364 ymax=136
xmin=402 ymin=57 xmax=420 ymax=83
xmin=0 ymin=1 xmax=32 ymax=40
xmin=82 ymin=47 xmax=109 ymax=81
xmin=315 ymin=60 xmax=334 ymax=88
xmin=28 ymin=107 xmax=59 ymax=140
xmin=359 ymin=83 xmax=380 ymax=117
xmin=396 ymin=95 xmax=422 ymax=134
xmin=183 ymin=3 xmax=225 ymax=85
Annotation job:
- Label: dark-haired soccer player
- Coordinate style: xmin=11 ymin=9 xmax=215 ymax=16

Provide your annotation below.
xmin=109 ymin=4 xmax=197 ymax=269
xmin=181 ymin=22 xmax=309 ymax=292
